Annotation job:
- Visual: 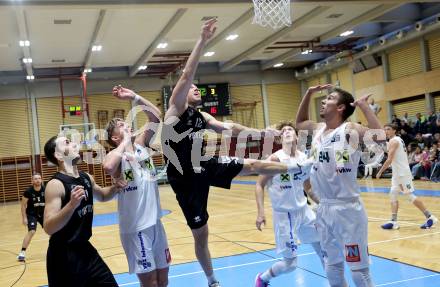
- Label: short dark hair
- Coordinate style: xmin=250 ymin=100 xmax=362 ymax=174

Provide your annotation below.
xmin=105 ymin=118 xmax=124 ymax=147
xmin=276 ymin=120 xmax=297 ymax=133
xmin=384 ymin=123 xmax=398 ymax=131
xmin=44 ymin=136 xmax=59 ymax=166
xmin=334 ymin=88 xmax=355 ymax=121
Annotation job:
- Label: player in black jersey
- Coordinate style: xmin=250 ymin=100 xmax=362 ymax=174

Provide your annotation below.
xmin=43 ymin=135 xmax=126 ymax=287
xmin=17 ymin=173 xmax=45 ymax=261
xmin=163 ymin=19 xmax=311 ymax=287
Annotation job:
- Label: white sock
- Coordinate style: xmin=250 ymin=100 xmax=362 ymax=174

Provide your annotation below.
xmin=260 ymin=269 xmax=273 ymax=282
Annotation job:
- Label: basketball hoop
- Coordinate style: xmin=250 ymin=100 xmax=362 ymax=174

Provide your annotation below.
xmin=252 ymin=0 xmax=291 ymax=29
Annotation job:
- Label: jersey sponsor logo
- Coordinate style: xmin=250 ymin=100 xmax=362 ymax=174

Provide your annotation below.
xmin=122 ymin=185 xmax=138 ymax=193
xmin=124 ymin=169 xmax=134 ymax=181
xmin=331 ymin=134 xmax=341 ymax=143
xmin=345 ymin=244 xmax=361 ymax=262
xmin=280 ymin=174 xmax=290 ymax=182
xmin=336 ymin=167 xmax=352 ymax=174
xmin=280 ymin=185 xmax=292 ymax=190
xmin=335 ymin=150 xmax=350 ymax=163
xmin=144 ymin=158 xmax=153 ymax=170
xmin=77 ymin=204 xmax=93 ymax=218
xmin=165 ymin=248 xmax=172 ymax=264
xmin=189 ymin=131 xmax=204 ymax=140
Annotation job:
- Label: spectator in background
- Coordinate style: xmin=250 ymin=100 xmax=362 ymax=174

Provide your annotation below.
xmin=391 ymin=115 xmax=402 ymax=129
xmin=412 ymin=133 xmax=426 ymax=149
xmin=401 ymin=112 xmax=410 ymax=125
xmin=407 ymin=145 xmax=417 ymax=169
xmin=430 ymin=143 xmax=440 ymax=181
xmin=399 ymin=128 xmax=412 ymax=146
xmin=412 ymin=147 xmax=431 ymax=180
xmin=369 ymin=98 xmax=381 ymax=115
xmin=426 ymin=110 xmax=437 ymax=135
xmin=413 ymin=113 xmax=426 ymax=134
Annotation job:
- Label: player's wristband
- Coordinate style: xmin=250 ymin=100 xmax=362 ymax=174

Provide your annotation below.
xmin=133 ymin=94 xmax=141 ymax=102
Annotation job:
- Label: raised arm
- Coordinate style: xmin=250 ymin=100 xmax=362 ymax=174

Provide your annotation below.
xmin=165 ymin=19 xmax=217 ymax=119
xmin=296 ymin=84 xmax=333 ymax=133
xmin=88 ymin=173 xmax=126 ymax=202
xmin=44 ymin=179 xmax=85 ymax=235
xmin=349 ymin=94 xmax=384 ymax=142
xmin=376 ymin=139 xmax=398 ymax=179
xmin=102 ymin=123 xmax=132 ymax=177
xmin=201 ymin=111 xmax=263 ymax=136
xmin=112 ymin=85 xmax=162 ymax=147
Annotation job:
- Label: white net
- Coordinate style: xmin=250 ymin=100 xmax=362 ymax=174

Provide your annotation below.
xmin=252 ymin=0 xmax=291 ymax=29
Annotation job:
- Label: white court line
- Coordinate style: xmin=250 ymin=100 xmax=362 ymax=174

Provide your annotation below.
xmin=368 ymin=230 xmax=440 ymax=245
xmin=368 ymin=216 xmax=420 ymax=226
xmin=119 ymin=252 xmax=317 ymax=286
xmin=376 ymin=273 xmax=440 ymax=286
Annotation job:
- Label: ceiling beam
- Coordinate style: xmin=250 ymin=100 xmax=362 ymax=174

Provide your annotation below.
xmin=14 ymin=7 xmax=33 ymax=78
xmin=262 ymin=49 xmax=303 ymax=70
xmin=129 ymin=8 xmax=187 ymax=77
xmin=262 ymin=3 xmax=401 ymax=70
xmin=219 ymin=6 xmax=331 ymax=72
xmin=320 ymin=3 xmax=401 ymax=43
xmin=204 ymin=8 xmax=254 ymax=52
xmin=83 ymin=9 xmax=107 ymax=71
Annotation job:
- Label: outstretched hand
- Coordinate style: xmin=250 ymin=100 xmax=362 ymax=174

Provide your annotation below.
xmin=112 ymin=85 xmax=136 ymax=101
xmin=201 ymin=18 xmax=217 ymax=41
xmin=351 ymin=94 xmax=372 ymax=108
xmin=307 ymin=84 xmax=333 ymax=94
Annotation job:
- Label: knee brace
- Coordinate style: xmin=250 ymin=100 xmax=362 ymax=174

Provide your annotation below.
xmin=406 ymin=193 xmax=417 ymax=203
xmin=325 ymin=262 xmax=348 ymax=287
xmin=351 ymin=267 xmax=374 ymax=287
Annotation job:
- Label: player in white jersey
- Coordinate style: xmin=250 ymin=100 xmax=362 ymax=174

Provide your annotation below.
xmin=376 ymin=124 xmax=437 ymax=229
xmin=296 ymin=84 xmax=383 ymax=287
xmin=103 ymin=85 xmax=170 ymax=287
xmin=254 ymin=121 xmax=324 ymax=287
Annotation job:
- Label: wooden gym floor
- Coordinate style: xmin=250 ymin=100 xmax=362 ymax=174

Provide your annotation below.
xmin=0 ymin=177 xmax=439 ymax=287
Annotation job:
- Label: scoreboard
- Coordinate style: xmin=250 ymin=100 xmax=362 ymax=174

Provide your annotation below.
xmin=162 ymin=83 xmax=232 ymax=116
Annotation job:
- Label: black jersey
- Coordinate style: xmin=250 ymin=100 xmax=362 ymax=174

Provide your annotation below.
xmin=165 ymin=106 xmax=207 ymax=177
xmin=23 ymin=186 xmax=45 ymax=217
xmin=49 ymin=171 xmax=94 ymax=245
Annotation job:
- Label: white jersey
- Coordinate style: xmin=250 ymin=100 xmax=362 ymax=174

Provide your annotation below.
xmin=267 ymin=149 xmax=308 ymax=212
xmin=389 ymin=136 xmax=412 ymax=177
xmin=310 ymin=123 xmax=361 ymax=200
xmin=118 ymin=144 xmax=161 ymax=234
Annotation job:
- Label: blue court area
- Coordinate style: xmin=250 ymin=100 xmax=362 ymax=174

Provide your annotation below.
xmin=231 ymin=180 xmax=440 ymax=197
xmin=113 ymin=244 xmax=440 ymax=287
xmin=92 ymin=209 xmax=171 ymax=227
